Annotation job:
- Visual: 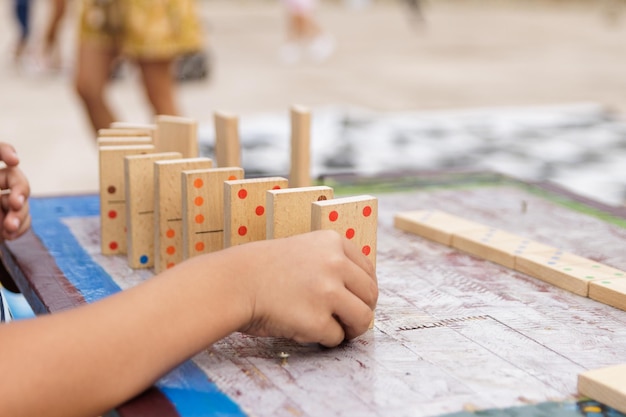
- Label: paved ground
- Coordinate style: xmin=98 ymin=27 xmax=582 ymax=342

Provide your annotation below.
xmin=1 ymin=0 xmax=626 ymax=204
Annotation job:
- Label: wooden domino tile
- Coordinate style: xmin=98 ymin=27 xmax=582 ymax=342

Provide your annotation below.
xmin=124 ymin=152 xmax=182 ymax=269
xmin=223 ymin=177 xmax=289 ymax=247
xmin=289 ymin=106 xmax=311 ymax=188
xmin=589 ymin=277 xmax=626 ymax=311
xmin=155 ymin=115 xmax=199 ymax=158
xmin=99 ymin=144 xmax=154 ymax=255
xmin=452 ymin=228 xmax=528 ymax=269
xmin=393 ymin=210 xmax=485 ymax=246
xmin=154 ymin=158 xmax=213 ymax=273
xmin=266 ymin=186 xmax=334 ymax=239
xmin=97 ymin=136 xmax=153 ymax=147
xmin=98 ymin=127 xmax=155 ymax=138
xmin=311 ymin=195 xmax=378 ymax=267
xmin=514 ymin=251 xmax=619 ymax=296
xmin=578 ymin=363 xmax=626 ymax=414
xmin=214 ymin=112 xmax=241 ymax=168
xmin=181 ymin=167 xmax=244 ymax=259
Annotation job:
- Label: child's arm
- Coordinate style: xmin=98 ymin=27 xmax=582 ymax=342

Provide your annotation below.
xmin=0 ymin=142 xmax=31 ymax=241
xmin=0 ymin=230 xmax=378 ymax=417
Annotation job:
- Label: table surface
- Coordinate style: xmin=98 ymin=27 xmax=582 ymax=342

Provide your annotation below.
xmin=2 ymin=171 xmax=626 ymax=417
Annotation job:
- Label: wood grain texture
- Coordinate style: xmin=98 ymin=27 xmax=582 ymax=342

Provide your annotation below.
xmin=181 ymin=167 xmax=244 ymax=259
xmin=224 ymin=177 xmax=289 ymax=247
xmin=124 ymin=152 xmax=182 ymax=269
xmin=578 ymin=363 xmax=626 ymax=414
xmin=155 ymin=115 xmax=199 ymax=158
xmin=266 ymin=186 xmax=334 ymax=239
xmin=214 ymin=112 xmax=241 ymax=168
xmin=99 ymin=145 xmax=154 ymax=255
xmin=311 ymin=195 xmax=378 ymax=267
xmin=154 ymin=158 xmax=213 ymax=273
xmin=589 ymin=278 xmax=626 ymax=311
xmin=289 ymin=106 xmax=311 ymax=188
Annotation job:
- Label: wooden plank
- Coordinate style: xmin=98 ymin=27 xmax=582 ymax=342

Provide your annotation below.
xmin=393 ymin=209 xmax=484 ymax=246
xmin=155 ymin=115 xmax=199 ymax=158
xmin=289 ymin=105 xmax=311 ymax=188
xmin=578 ymin=363 xmax=626 ymax=414
xmin=97 ymin=136 xmax=153 ymax=147
xmin=154 ymin=158 xmax=213 ymax=273
xmin=223 ymin=177 xmax=289 ymax=247
xmin=124 ymin=152 xmax=182 ymax=269
xmin=99 ymin=145 xmax=154 ymax=255
xmin=214 ymin=112 xmax=241 ymax=168
xmin=266 ymin=186 xmax=334 ymax=239
xmin=311 ymin=195 xmax=378 ymax=268
xmin=181 ymin=167 xmax=244 ymax=259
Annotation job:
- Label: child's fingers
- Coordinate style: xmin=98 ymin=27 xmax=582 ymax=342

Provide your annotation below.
xmin=332 ymin=291 xmax=375 ymax=341
xmin=0 ymin=143 xmax=19 ymax=167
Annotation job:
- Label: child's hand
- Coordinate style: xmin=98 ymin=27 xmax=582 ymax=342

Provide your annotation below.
xmin=235 ymin=230 xmax=378 ymax=347
xmin=0 ymin=143 xmax=31 ymax=241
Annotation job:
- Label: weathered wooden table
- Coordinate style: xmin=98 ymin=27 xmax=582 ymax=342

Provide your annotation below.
xmin=2 ymin=171 xmax=625 ymax=417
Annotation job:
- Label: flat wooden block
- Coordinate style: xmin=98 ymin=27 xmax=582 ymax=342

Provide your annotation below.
xmin=155 ymin=115 xmax=199 ymax=158
xmin=97 ymin=136 xmax=153 ymax=147
xmin=182 ymin=167 xmax=244 ymax=259
xmin=452 ymin=228 xmax=526 ymax=269
xmin=393 ymin=210 xmax=485 ymax=246
xmin=99 ymin=145 xmax=154 ymax=255
xmin=515 ymin=252 xmax=617 ymax=296
xmin=154 ymin=158 xmax=213 ymax=273
xmin=124 ymin=152 xmax=182 ymax=269
xmin=589 ymin=278 xmax=626 ymax=311
xmin=312 ymin=195 xmax=378 ymax=268
xmin=578 ymin=363 xmax=626 ymax=414
xmin=224 ymin=177 xmax=289 ymax=247
xmin=266 ymin=186 xmax=334 ymax=239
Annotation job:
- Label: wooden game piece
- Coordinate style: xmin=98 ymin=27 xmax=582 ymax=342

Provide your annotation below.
xmin=97 ymin=128 xmax=155 ymax=138
xmin=99 ymin=144 xmax=154 ymax=255
xmin=588 ymin=277 xmax=626 ymax=311
xmin=97 ymin=136 xmax=153 ymax=147
xmin=289 ymin=105 xmax=311 ymax=188
xmin=181 ymin=167 xmax=245 ymax=259
xmin=393 ymin=210 xmax=485 ymax=246
xmin=514 ymin=251 xmax=618 ymax=296
xmin=154 ymin=158 xmax=213 ymax=273
xmin=578 ymin=363 xmax=626 ymax=414
xmin=155 ymin=115 xmax=198 ymax=158
xmin=223 ymin=177 xmax=289 ymax=247
xmin=107 ymin=122 xmax=157 ymax=144
xmin=214 ymin=111 xmax=241 ymax=168
xmin=266 ymin=186 xmax=334 ymax=239
xmin=124 ymin=152 xmax=183 ymax=269
xmin=451 ymin=228 xmax=528 ymax=269
xmin=311 ymin=195 xmax=378 ymax=267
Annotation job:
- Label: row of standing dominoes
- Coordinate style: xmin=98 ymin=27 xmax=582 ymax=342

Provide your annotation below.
xmin=393 ymin=209 xmax=626 ymax=311
xmin=98 ymin=109 xmax=378 ymax=275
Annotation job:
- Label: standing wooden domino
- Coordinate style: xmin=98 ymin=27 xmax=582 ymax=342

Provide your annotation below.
xmin=224 ymin=177 xmax=289 ymax=247
xmin=154 ymin=158 xmax=213 ymax=273
xmin=289 ymin=105 xmax=311 ymax=188
xmin=99 ymin=144 xmax=154 ymax=255
xmin=311 ymin=195 xmax=378 ymax=267
xmin=266 ymin=186 xmax=334 ymax=239
xmin=124 ymin=152 xmax=182 ymax=269
xmin=214 ymin=111 xmax=241 ymax=168
xmin=155 ymin=115 xmax=199 ymax=158
xmin=578 ymin=363 xmax=626 ymax=414
xmin=181 ymin=167 xmax=244 ymax=259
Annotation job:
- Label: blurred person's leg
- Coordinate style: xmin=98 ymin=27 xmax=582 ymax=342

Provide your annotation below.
xmin=42 ymin=0 xmax=67 ymax=69
xmin=13 ymin=0 xmax=31 ymax=64
xmin=137 ymin=59 xmax=179 ymax=117
xmin=74 ymin=42 xmax=119 ymax=133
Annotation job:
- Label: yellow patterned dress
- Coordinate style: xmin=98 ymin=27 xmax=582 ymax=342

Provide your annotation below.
xmin=78 ymin=0 xmax=203 ymax=60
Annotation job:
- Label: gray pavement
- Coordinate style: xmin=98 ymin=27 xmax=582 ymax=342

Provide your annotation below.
xmin=1 ymin=0 xmax=626 ymax=206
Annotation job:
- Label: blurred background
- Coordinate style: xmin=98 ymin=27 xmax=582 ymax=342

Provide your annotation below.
xmin=1 ymin=0 xmax=626 ymax=206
